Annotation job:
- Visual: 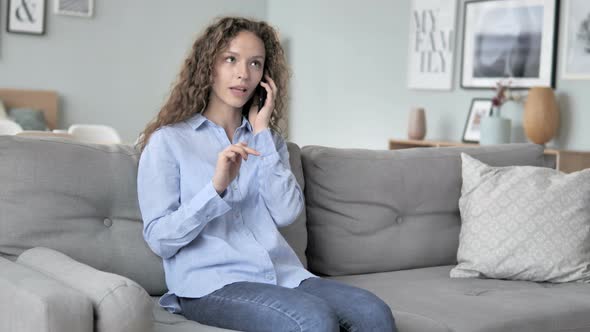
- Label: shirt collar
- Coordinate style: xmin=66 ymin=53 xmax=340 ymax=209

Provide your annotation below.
xmin=242 ymin=116 xmax=253 ymax=132
xmin=186 ymin=112 xmax=252 ymax=132
xmin=186 ymin=113 xmax=208 ymax=130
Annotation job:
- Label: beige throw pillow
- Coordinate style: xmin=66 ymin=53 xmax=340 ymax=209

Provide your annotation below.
xmin=451 ymin=153 xmax=590 ymax=283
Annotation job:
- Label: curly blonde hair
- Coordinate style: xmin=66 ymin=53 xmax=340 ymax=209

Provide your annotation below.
xmin=136 ymin=16 xmax=290 ymax=153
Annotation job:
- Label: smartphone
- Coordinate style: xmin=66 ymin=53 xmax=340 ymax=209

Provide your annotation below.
xmin=257 ymin=81 xmax=267 ymax=111
xmin=242 ymin=78 xmax=267 ymax=118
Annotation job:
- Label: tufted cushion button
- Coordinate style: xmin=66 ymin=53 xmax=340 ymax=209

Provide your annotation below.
xmin=103 ymin=218 xmax=113 ymax=227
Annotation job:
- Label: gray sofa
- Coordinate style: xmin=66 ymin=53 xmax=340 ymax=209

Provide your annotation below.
xmin=1 ymin=135 xmax=590 ymax=332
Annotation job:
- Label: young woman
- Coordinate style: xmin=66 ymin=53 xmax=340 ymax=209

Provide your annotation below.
xmin=136 ymin=16 xmax=397 ymax=332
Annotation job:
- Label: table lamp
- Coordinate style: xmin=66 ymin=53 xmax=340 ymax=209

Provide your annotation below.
xmin=523 ymin=87 xmax=559 ymax=145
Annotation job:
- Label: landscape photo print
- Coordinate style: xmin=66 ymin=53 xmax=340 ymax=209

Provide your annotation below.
xmin=461 ymin=0 xmax=558 ymax=88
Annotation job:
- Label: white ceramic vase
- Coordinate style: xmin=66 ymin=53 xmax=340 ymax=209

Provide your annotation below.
xmin=480 ymin=107 xmax=511 ymax=145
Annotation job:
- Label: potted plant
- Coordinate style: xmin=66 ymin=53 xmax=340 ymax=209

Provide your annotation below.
xmin=480 ymin=80 xmax=512 ymax=145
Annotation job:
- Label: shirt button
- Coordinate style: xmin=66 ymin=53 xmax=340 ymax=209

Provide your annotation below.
xmin=266 ymin=274 xmax=274 ymax=280
xmin=103 ymin=218 xmax=112 ymax=227
xmin=232 ymin=184 xmax=238 ymax=190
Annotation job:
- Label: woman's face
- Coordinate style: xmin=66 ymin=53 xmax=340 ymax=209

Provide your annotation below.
xmin=210 ymin=31 xmax=266 ymax=111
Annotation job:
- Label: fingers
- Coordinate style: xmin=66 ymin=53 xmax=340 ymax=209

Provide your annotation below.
xmin=237 ymin=142 xmax=261 ymax=156
xmin=224 ymin=151 xmax=239 ymax=163
xmin=264 ymin=73 xmax=278 ymax=92
xmin=224 ymin=148 xmax=246 ymax=162
xmin=260 ymin=74 xmax=277 ymax=107
xmin=223 ymin=143 xmax=260 ymax=162
xmin=232 ymin=144 xmax=260 ymax=157
xmin=259 ymin=82 xmax=274 ymax=113
xmin=260 ymin=81 xmax=274 ymax=103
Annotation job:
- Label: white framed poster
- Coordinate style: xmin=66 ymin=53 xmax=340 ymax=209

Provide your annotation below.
xmin=7 ymin=0 xmax=47 ymax=35
xmin=407 ymin=0 xmax=458 ymax=90
xmin=562 ymin=0 xmax=590 ymax=80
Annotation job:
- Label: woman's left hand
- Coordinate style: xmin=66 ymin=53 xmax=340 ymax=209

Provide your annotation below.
xmin=248 ymin=73 xmax=277 ymax=135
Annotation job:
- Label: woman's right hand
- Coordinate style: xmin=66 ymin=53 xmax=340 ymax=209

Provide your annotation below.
xmin=212 ymin=141 xmax=260 ymax=195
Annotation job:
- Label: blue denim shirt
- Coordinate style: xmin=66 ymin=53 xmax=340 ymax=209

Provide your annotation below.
xmin=137 ymin=113 xmax=316 ymax=314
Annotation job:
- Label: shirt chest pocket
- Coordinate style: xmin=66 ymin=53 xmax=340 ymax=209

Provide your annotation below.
xmin=179 ymin=158 xmax=216 ymax=203
xmin=237 ymin=161 xmax=261 ymax=200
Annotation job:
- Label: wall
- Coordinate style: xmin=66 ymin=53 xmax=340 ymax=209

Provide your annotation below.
xmin=269 ymin=0 xmax=590 ymax=151
xmin=0 ymin=0 xmax=267 ymax=143
xmin=1 ymin=0 xmax=588 ymax=150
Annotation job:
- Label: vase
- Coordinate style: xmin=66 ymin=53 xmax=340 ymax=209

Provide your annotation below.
xmin=408 ymin=107 xmax=426 ymax=140
xmin=480 ymin=106 xmax=511 ymax=145
xmin=523 ymin=87 xmax=559 ymax=145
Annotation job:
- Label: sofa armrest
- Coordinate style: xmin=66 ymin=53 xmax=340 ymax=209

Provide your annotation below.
xmin=17 ymin=247 xmax=154 ymax=332
xmin=0 ymin=256 xmax=93 ymax=332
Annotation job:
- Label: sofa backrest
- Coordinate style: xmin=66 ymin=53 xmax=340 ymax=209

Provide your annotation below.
xmin=0 ymin=136 xmax=308 ymax=296
xmin=300 ymin=143 xmax=545 ymax=276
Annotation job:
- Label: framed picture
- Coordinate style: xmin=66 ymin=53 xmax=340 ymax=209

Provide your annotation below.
xmin=562 ymin=0 xmax=590 ymax=79
xmin=6 ymin=0 xmax=47 ymax=35
xmin=463 ymin=98 xmax=493 ymax=143
xmin=461 ymin=0 xmax=559 ymax=89
xmin=407 ymin=0 xmax=458 ymax=90
xmin=54 ymin=0 xmax=94 ymax=17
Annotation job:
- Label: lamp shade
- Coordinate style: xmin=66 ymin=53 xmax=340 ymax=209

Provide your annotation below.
xmin=523 ymin=87 xmax=559 ymax=145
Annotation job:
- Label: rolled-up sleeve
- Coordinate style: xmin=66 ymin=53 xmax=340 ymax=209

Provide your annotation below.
xmin=250 ymin=128 xmax=304 ymax=228
xmin=137 ymin=129 xmax=231 ymax=259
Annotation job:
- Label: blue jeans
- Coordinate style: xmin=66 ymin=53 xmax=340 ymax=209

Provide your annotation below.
xmin=179 ymin=277 xmax=397 ymax=332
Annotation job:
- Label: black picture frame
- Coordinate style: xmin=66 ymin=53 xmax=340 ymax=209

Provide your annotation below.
xmin=462 ymin=98 xmax=493 ymax=143
xmin=6 ymin=0 xmax=47 ymax=35
xmin=460 ymin=0 xmax=560 ymax=89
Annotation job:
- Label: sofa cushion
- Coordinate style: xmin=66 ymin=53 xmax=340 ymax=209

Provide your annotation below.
xmin=301 ymin=143 xmax=545 ymax=276
xmin=0 ymin=136 xmax=308 ymax=296
xmin=329 ymin=265 xmax=590 ymax=332
xmin=18 ymin=247 xmax=153 ymax=332
xmin=452 ymin=153 xmax=590 ymax=282
xmin=0 ymin=136 xmax=166 ymax=294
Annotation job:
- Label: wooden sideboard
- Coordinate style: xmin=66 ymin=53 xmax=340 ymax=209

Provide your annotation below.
xmin=388 ymin=139 xmax=590 ymax=173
